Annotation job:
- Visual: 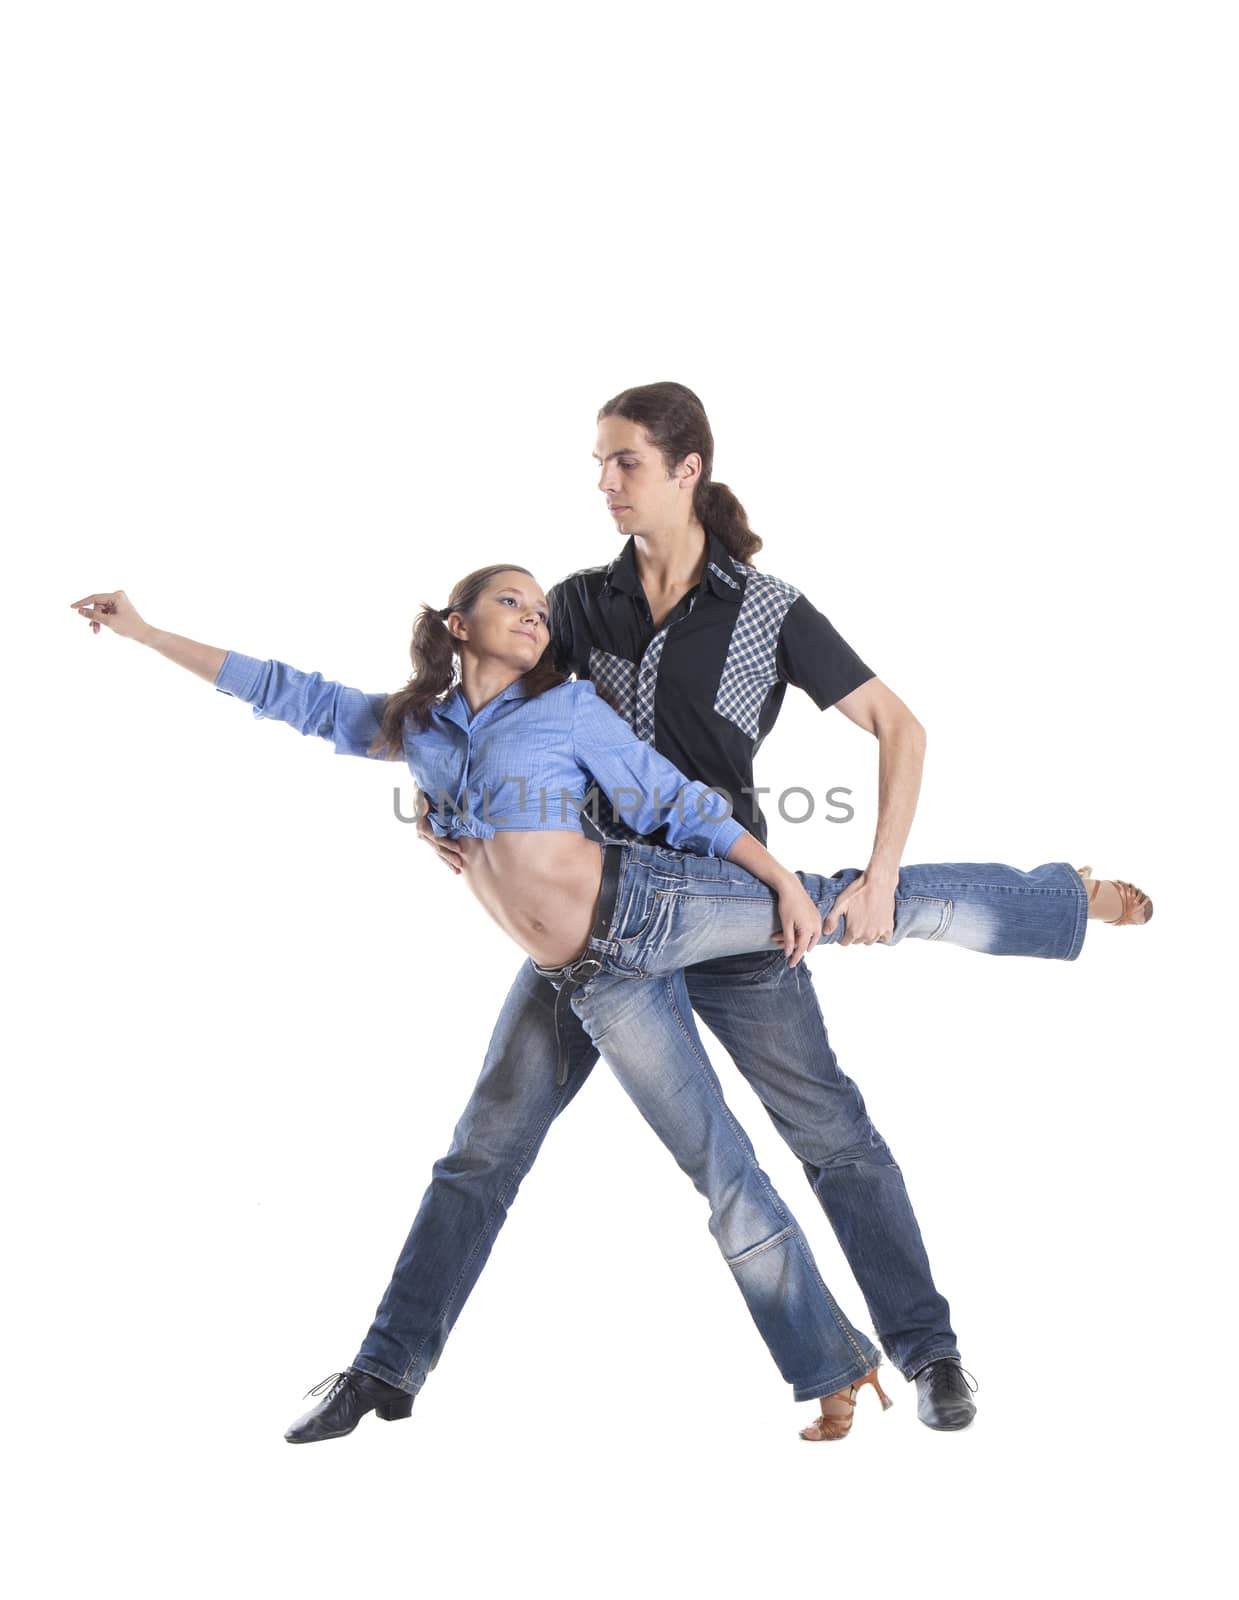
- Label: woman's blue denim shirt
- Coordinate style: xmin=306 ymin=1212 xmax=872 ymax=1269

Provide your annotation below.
xmin=214 ymin=652 xmax=746 ymax=859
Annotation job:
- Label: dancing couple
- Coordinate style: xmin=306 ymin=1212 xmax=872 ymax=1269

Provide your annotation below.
xmin=70 ymin=382 xmax=1151 ymax=1445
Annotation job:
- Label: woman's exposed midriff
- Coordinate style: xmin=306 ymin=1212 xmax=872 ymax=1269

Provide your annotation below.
xmin=455 ymin=829 xmax=605 ymax=968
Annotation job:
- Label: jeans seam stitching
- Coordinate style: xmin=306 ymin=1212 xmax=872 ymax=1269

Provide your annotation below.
xmin=725 ymin=1225 xmax=795 ymax=1267
xmin=1065 ymin=864 xmax=1089 ymax=959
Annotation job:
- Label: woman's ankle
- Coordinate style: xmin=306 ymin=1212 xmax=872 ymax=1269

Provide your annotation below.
xmin=1084 ymin=877 xmax=1122 ymax=920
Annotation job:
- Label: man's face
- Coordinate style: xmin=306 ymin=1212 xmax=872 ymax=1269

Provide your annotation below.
xmin=593 ymin=416 xmax=693 ymax=538
xmin=450 ymin=570 xmax=550 ymax=671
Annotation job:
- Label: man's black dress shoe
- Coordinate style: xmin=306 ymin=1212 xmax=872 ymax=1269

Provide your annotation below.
xmin=914 ymin=1359 xmax=978 ymax=1431
xmin=284 ymin=1367 xmax=415 ymax=1444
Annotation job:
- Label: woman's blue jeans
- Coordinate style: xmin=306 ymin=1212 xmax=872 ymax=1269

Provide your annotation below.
xmin=524 ymin=848 xmax=1087 ymax=1401
xmin=353 ymin=850 xmax=1086 ymax=1404
xmin=584 ymin=848 xmax=1088 ymax=977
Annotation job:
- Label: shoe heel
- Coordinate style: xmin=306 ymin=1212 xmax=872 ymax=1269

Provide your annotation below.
xmin=861 ymin=1368 xmax=894 ymax=1411
xmin=376 ymin=1395 xmax=414 ymax=1421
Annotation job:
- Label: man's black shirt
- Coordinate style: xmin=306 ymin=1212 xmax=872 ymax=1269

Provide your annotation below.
xmin=547 ymin=529 xmax=874 ymax=845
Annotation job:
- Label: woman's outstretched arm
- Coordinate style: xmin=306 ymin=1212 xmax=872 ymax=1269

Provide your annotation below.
xmin=69 ymin=589 xmax=394 ymax=760
xmin=70 ymin=590 xmax=226 ymax=681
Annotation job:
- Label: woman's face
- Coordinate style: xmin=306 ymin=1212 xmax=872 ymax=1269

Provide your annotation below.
xmin=450 ymin=570 xmax=551 ymax=673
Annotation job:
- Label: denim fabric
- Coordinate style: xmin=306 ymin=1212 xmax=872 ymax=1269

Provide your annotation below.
xmin=540 ymin=959 xmax=886 ymax=1399
xmin=353 ymin=852 xmax=1086 ymax=1397
xmin=671 ymin=949 xmax=959 ymax=1379
xmin=352 ymin=952 xmax=881 ymax=1403
xmin=576 ymin=847 xmax=1089 ymax=979
xmin=525 ymin=849 xmax=1085 ymax=1389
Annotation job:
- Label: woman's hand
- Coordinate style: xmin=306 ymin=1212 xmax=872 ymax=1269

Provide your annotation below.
xmin=769 ymin=876 xmax=822 ymax=967
xmin=69 ymin=590 xmax=150 ymax=641
xmin=414 ymin=787 xmax=466 ymax=875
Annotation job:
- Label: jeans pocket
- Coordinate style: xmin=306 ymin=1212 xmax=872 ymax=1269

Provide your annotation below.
xmin=890 ymin=895 xmax=952 ymax=943
xmin=612 ymin=891 xmax=675 ymax=972
xmin=614 ymin=880 xmax=669 ymax=944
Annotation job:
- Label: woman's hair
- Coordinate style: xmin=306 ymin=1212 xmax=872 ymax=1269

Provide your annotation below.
xmin=597 ymin=381 xmax=762 ymax=565
xmin=368 ymin=562 xmax=567 ymax=758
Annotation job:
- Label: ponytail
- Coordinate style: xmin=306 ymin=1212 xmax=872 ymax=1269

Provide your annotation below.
xmin=696 ymin=480 xmax=762 ymax=566
xmin=598 ymin=381 xmax=763 ymax=567
xmin=368 ymin=566 xmax=566 ymax=759
xmin=369 ymin=604 xmax=459 ymax=756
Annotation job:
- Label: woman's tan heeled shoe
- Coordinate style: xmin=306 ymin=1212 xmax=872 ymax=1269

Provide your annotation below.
xmin=1076 ymin=866 xmax=1154 ymax=926
xmin=799 ymin=1367 xmax=894 ymax=1442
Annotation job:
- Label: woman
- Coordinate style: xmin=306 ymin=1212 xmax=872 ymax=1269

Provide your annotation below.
xmin=68 ymin=567 xmax=1150 ymax=1442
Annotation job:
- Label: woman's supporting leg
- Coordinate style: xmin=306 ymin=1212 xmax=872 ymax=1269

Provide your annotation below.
xmin=684 ymin=950 xmax=960 ymax=1381
xmin=569 ymin=965 xmax=882 ymax=1402
xmin=606 ymin=848 xmax=1088 ymax=978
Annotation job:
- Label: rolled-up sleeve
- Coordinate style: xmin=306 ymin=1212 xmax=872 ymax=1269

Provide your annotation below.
xmin=213 ymin=650 xmax=391 ymax=759
xmin=570 ymin=682 xmax=746 ymax=858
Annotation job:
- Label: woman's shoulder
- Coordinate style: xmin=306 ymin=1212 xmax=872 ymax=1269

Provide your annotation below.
xmin=519 ymin=678 xmax=608 ymax=740
xmin=532 ymin=676 xmax=596 ymax=707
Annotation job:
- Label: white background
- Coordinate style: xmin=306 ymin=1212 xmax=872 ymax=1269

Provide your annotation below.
xmin=4 ymin=3 xmax=1234 ymax=1596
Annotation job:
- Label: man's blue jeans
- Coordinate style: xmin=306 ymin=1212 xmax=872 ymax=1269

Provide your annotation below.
xmin=353 ymin=852 xmax=1087 ymax=1400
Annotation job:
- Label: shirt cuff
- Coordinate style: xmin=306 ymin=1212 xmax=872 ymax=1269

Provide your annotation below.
xmin=709 ymin=816 xmax=748 ymax=859
xmin=213 ymin=650 xmax=267 ymax=702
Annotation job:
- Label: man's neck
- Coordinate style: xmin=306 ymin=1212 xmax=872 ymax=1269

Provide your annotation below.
xmin=630 ymin=519 xmax=709 ymax=595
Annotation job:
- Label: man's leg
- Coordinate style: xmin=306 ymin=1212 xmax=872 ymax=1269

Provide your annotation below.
xmin=684 ymin=950 xmax=960 ymax=1382
xmin=350 ymin=958 xmax=600 ymax=1396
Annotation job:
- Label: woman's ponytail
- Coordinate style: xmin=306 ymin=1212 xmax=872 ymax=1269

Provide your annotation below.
xmin=367 ymin=564 xmax=566 ymax=759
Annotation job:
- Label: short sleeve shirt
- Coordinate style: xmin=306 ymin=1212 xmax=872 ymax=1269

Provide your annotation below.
xmin=547 ymin=528 xmax=875 ymax=844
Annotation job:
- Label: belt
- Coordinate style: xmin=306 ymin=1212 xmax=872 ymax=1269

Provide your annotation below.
xmin=546 ymin=841 xmax=624 ymax=1087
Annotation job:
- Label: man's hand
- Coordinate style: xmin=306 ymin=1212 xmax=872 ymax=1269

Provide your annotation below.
xmin=414 ymin=786 xmax=465 ymax=875
xmin=824 ymin=869 xmax=897 ymax=946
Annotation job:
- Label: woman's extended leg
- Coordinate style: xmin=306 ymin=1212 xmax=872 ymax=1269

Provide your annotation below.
xmin=601 ymin=847 xmax=1091 ymax=979
xmin=565 ymin=964 xmax=884 ymax=1404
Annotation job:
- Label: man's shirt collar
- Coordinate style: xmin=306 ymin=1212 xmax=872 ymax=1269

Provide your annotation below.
xmin=603 ymin=527 xmax=746 ymax=605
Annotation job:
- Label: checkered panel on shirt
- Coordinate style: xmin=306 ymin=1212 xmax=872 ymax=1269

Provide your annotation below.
xmin=713 ymin=569 xmax=801 ymax=739
xmin=583 ymin=647 xmax=643 ymax=840
xmin=587 ymin=647 xmax=638 ymax=727
xmin=633 ymin=627 xmax=671 ymax=745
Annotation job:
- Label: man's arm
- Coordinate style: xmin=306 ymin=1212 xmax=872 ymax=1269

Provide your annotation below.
xmin=825 ymin=677 xmax=926 ymax=944
xmin=776 ymin=592 xmax=924 ymax=945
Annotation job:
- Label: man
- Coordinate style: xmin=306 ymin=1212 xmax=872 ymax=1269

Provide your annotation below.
xmin=286 ymin=381 xmax=977 ymax=1442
